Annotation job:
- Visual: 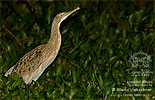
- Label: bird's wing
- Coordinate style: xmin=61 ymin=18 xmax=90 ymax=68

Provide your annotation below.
xmin=13 ymin=45 xmax=46 ymax=76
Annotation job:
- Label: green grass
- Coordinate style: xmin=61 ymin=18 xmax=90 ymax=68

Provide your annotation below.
xmin=0 ymin=1 xmax=154 ymax=100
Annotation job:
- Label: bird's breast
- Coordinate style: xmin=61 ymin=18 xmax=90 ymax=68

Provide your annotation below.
xmin=43 ymin=34 xmax=61 ymax=66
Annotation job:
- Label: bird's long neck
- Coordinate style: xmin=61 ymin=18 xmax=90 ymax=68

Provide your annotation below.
xmin=47 ymin=19 xmax=61 ymax=45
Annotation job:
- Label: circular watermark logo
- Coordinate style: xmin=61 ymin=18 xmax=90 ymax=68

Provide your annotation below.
xmin=128 ymin=51 xmax=152 ymax=68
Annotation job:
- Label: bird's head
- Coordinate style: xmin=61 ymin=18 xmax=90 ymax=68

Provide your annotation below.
xmin=54 ymin=7 xmax=80 ymax=26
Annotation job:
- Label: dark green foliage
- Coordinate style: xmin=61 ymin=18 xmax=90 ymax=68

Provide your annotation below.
xmin=0 ymin=1 xmax=154 ymax=100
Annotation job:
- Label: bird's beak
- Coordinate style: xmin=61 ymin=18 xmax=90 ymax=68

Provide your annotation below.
xmin=62 ymin=7 xmax=80 ymax=22
xmin=66 ymin=7 xmax=80 ymax=16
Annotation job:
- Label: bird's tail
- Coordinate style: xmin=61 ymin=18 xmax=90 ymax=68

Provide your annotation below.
xmin=4 ymin=66 xmax=15 ymax=77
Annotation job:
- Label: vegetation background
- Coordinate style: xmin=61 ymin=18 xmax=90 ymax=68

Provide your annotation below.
xmin=0 ymin=1 xmax=154 ymax=100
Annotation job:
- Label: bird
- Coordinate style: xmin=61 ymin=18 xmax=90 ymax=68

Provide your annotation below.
xmin=4 ymin=7 xmax=80 ymax=84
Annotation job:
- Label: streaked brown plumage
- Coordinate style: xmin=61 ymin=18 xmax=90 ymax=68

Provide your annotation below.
xmin=5 ymin=7 xmax=80 ymax=84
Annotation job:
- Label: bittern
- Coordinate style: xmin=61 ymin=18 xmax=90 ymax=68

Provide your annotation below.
xmin=5 ymin=7 xmax=80 ymax=84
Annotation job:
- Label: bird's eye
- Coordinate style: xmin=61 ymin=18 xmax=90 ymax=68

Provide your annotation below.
xmin=59 ymin=12 xmax=64 ymax=16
